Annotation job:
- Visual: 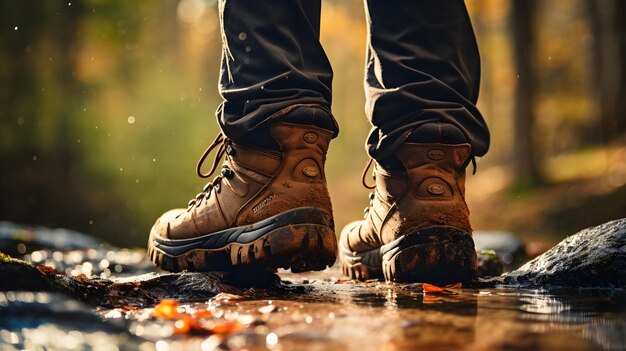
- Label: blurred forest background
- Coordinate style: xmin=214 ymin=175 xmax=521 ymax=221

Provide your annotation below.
xmin=1 ymin=0 xmax=625 ymax=247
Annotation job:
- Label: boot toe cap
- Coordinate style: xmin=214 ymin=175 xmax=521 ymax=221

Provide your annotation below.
xmin=152 ymin=208 xmax=186 ymax=239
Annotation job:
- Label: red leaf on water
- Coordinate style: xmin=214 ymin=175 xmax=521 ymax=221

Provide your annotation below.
xmin=173 ymin=315 xmax=202 ymax=335
xmin=152 ymin=299 xmax=181 ymax=319
xmin=193 ymin=309 xmax=214 ymax=319
xmin=423 ymin=283 xmax=445 ymax=294
xmin=36 ymin=265 xmax=56 ymax=275
xmin=443 ymin=282 xmax=462 ymax=289
xmin=210 ymin=320 xmax=244 ymax=335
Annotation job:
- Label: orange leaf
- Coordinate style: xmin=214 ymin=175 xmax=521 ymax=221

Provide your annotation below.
xmin=121 ymin=305 xmax=138 ymax=311
xmin=173 ymin=318 xmax=190 ymax=335
xmin=36 ymin=265 xmax=55 ymax=275
xmin=152 ymin=299 xmax=181 ymax=319
xmin=423 ymin=283 xmax=445 ymax=294
xmin=193 ymin=309 xmax=214 ymax=319
xmin=210 ymin=320 xmax=244 ymax=335
xmin=443 ymin=282 xmax=462 ymax=289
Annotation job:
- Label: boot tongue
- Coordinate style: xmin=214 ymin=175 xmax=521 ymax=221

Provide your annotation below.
xmin=379 ymin=123 xmax=467 ymax=171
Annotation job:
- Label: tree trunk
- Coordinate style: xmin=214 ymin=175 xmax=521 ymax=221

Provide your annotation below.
xmin=586 ymin=0 xmax=626 ymax=142
xmin=511 ymin=0 xmax=543 ymax=187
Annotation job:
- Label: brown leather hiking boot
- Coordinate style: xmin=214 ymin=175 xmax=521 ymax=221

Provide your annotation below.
xmin=148 ymin=117 xmax=337 ymax=273
xmin=339 ymin=141 xmax=477 ymax=284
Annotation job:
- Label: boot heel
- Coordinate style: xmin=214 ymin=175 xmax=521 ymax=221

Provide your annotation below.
xmin=226 ymin=222 xmax=337 ymax=273
xmin=381 ymin=227 xmax=477 ymax=284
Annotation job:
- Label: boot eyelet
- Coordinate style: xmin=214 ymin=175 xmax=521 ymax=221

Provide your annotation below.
xmin=303 ymin=132 xmax=318 ymax=144
xmin=427 ymin=184 xmax=446 ymax=195
xmin=427 ymin=149 xmax=446 ymax=161
xmin=226 ymin=145 xmax=236 ymax=156
xmin=368 ymin=192 xmax=375 ymax=200
xmin=302 ymin=166 xmax=319 ymax=178
xmin=221 ymin=168 xmax=233 ymax=178
xmin=215 ymin=183 xmax=221 ymax=193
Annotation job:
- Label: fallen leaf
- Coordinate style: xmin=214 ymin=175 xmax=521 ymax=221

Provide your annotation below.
xmin=152 ymin=299 xmax=181 ymax=319
xmin=443 ymin=282 xmax=462 ymax=289
xmin=193 ymin=309 xmax=214 ymax=319
xmin=121 ymin=305 xmax=138 ymax=311
xmin=210 ymin=320 xmax=244 ymax=335
xmin=36 ymin=265 xmax=55 ymax=275
xmin=423 ymin=283 xmax=445 ymax=294
xmin=173 ymin=318 xmax=191 ymax=335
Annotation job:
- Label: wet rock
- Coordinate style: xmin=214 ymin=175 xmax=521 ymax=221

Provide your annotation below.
xmin=0 ymin=221 xmax=102 ymax=257
xmin=476 ymin=250 xmax=504 ymax=278
xmin=490 ymin=218 xmax=626 ymax=288
xmin=1 ymin=253 xmax=282 ymax=307
xmin=0 ymin=252 xmax=53 ymax=291
xmin=0 ymin=291 xmax=145 ymax=351
xmin=473 ymin=231 xmax=527 ymax=270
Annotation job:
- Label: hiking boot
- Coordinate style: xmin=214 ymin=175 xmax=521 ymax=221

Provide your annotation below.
xmin=339 ymin=124 xmax=477 ymax=283
xmin=148 ymin=106 xmax=337 ymax=273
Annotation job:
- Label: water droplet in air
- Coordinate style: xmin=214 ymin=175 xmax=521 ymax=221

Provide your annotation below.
xmin=238 ymin=32 xmax=247 ymax=40
xmin=32 ymin=155 xmax=37 ymax=161
xmin=245 ymin=46 xmax=251 ymax=53
xmin=128 ymin=116 xmax=136 ymax=124
xmin=14 ymin=26 xmax=18 ymax=31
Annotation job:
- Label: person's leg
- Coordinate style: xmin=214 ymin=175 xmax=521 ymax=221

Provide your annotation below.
xmin=363 ymin=0 xmax=489 ymax=161
xmin=217 ymin=0 xmax=338 ymax=142
xmin=148 ymin=0 xmax=338 ymax=273
xmin=339 ymin=0 xmax=489 ymax=283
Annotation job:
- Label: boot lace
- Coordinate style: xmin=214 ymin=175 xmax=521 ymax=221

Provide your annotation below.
xmin=187 ymin=133 xmax=236 ymax=210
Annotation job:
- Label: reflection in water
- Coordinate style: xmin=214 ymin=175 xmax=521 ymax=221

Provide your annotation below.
xmin=519 ymin=295 xmax=570 ymax=314
xmin=584 ymin=318 xmax=626 ymax=351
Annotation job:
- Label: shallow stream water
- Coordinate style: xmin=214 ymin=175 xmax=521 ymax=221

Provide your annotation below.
xmin=2 ymin=265 xmax=625 ymax=351
xmin=0 ymin=225 xmax=624 ymax=351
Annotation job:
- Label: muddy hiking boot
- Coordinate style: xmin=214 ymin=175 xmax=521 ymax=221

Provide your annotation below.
xmin=148 ymin=105 xmax=337 ymax=273
xmin=339 ymin=123 xmax=478 ymax=284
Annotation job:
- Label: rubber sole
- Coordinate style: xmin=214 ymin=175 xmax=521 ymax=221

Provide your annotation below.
xmin=148 ymin=207 xmax=337 ymax=273
xmin=341 ymin=226 xmax=477 ymax=284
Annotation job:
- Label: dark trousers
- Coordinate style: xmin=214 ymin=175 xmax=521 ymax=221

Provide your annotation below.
xmin=216 ymin=0 xmax=490 ymax=159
